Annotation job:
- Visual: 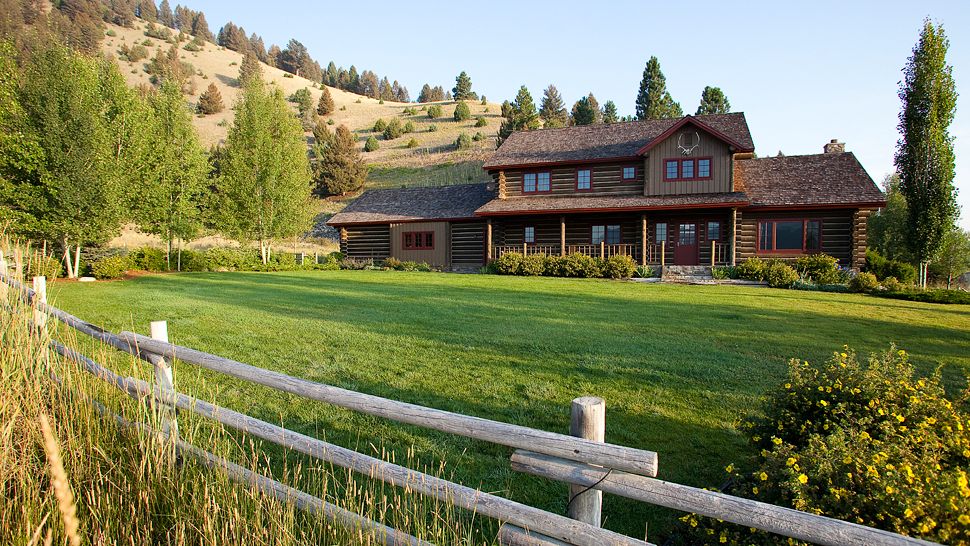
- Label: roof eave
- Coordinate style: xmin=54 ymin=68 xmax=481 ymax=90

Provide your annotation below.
xmin=635 ymin=115 xmax=754 ymax=155
xmin=483 ymin=155 xmax=644 ymax=172
xmin=475 ymin=200 xmax=750 ymax=217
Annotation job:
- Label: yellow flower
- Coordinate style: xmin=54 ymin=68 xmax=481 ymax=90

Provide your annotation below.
xmin=725 ymin=463 xmax=735 ymax=473
xmin=896 ymin=415 xmax=905 ymax=423
xmin=772 ymin=437 xmax=783 ymax=446
xmin=926 ymin=417 xmax=937 ymax=425
xmin=905 ymin=509 xmax=914 ymax=519
xmin=859 ymin=431 xmax=870 ymax=440
xmin=752 ymin=486 xmax=759 ymax=495
xmin=886 ymin=486 xmax=894 ymax=494
xmin=719 ymin=535 xmax=727 ymax=543
xmin=843 ymin=455 xmax=853 ymax=464
xmin=840 ymin=352 xmax=848 ymax=359
xmin=798 ymin=474 xmax=808 ymax=484
xmin=959 ymin=514 xmax=970 ymax=525
xmin=759 ymin=472 xmax=768 ymax=481
xmin=786 ymin=457 xmax=797 ymax=467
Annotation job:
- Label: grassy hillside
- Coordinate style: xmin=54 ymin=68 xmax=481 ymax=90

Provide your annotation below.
xmin=101 ymin=20 xmax=504 ymax=170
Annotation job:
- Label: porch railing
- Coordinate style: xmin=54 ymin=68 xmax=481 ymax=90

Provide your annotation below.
xmin=491 ymin=242 xmax=731 ymax=267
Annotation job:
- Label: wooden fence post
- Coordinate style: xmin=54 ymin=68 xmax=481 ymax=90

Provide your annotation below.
xmin=660 ymin=241 xmax=665 ymax=268
xmin=568 ymin=396 xmax=605 ymax=527
xmin=710 ymin=241 xmax=716 ymax=267
xmin=600 ymin=241 xmax=605 ymax=259
xmin=151 ymin=320 xmax=178 ymax=443
xmin=32 ymin=276 xmax=47 ymax=331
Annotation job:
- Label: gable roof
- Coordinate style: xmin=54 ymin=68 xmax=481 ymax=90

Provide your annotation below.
xmin=735 ymin=152 xmax=885 ymax=208
xmin=327 ymin=183 xmax=494 ymax=226
xmin=482 ymin=112 xmax=754 ymax=170
xmin=475 ymin=192 xmax=749 ymax=216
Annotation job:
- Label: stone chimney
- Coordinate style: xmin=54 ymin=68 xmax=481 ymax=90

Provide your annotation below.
xmin=824 ymin=139 xmax=845 ymax=154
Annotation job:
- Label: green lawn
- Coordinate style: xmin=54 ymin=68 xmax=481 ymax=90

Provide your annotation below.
xmin=49 ymin=271 xmax=970 ymax=540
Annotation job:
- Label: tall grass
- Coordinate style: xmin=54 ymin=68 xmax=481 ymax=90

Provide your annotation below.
xmin=0 ymin=238 xmax=485 ymax=545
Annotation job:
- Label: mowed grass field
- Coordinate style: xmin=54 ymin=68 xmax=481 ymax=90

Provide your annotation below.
xmin=49 ymin=271 xmax=970 ymax=539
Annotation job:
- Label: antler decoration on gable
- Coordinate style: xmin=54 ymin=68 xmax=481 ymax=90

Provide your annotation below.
xmin=677 ymin=131 xmax=701 ymax=156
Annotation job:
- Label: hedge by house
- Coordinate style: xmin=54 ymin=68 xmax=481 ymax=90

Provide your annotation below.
xmin=491 ymin=252 xmax=636 ymax=279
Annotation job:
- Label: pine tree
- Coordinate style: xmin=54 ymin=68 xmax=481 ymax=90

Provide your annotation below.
xmin=267 ymin=44 xmax=281 ymax=68
xmin=571 ymin=93 xmax=601 ymax=125
xmin=696 ymin=86 xmax=731 ymax=115
xmin=325 ymin=62 xmax=338 ymax=86
xmin=136 ymin=0 xmax=158 ymax=21
xmin=312 ymin=124 xmax=367 ymax=196
xmin=635 ymin=56 xmax=682 ymax=120
xmin=452 ymin=71 xmax=473 ymax=100
xmin=250 ymin=34 xmax=267 ymax=62
xmin=417 ymin=83 xmax=433 ymax=103
xmin=197 ymin=82 xmax=224 ymax=114
xmin=238 ymin=53 xmax=262 ymax=87
xmin=453 ymin=100 xmax=470 ymax=121
xmin=539 ymin=84 xmax=568 ymax=128
xmin=317 ymin=86 xmax=334 ymax=116
xmin=895 ymin=19 xmax=958 ymax=265
xmin=158 ymin=0 xmax=174 ymax=27
xmin=497 ymin=85 xmax=541 ymax=144
xmin=602 ymin=100 xmax=619 ymax=123
xmin=215 ymin=80 xmax=313 ymax=264
xmin=191 ymin=12 xmax=213 ymax=42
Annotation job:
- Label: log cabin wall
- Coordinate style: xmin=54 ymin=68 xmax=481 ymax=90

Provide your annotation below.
xmin=450 ymin=221 xmax=486 ymax=268
xmin=389 ymin=221 xmax=450 ymax=266
xmin=494 ymin=162 xmax=645 ymax=197
xmin=736 ymin=209 xmax=855 ymax=265
xmin=644 ymin=129 xmax=733 ymax=196
xmin=341 ymin=225 xmax=391 ymax=261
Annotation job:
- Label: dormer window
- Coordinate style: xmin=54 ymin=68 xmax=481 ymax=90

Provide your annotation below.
xmin=576 ymin=169 xmax=592 ymax=190
xmin=622 ymin=166 xmax=636 ymax=180
xmin=664 ymin=157 xmax=713 ymax=181
xmin=523 ymin=171 xmax=551 ymax=193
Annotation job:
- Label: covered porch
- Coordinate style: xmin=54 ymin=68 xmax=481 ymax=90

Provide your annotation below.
xmin=484 ymin=209 xmax=737 ymax=267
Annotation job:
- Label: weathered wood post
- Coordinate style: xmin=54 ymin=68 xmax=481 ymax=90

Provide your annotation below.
xmin=568 ymin=396 xmax=605 ymax=527
xmin=523 ymin=242 xmax=528 ymax=256
xmin=560 ymin=216 xmax=566 ymax=257
xmin=660 ymin=241 xmax=666 ymax=268
xmin=640 ymin=215 xmax=647 ymax=266
xmin=710 ymin=241 xmax=716 ymax=267
xmin=151 ymin=320 xmax=178 ymax=443
xmin=600 ymin=241 xmax=605 ymax=259
xmin=32 ymin=276 xmax=47 ymax=331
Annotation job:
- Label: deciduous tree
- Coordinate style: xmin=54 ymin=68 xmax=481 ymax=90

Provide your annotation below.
xmin=868 ymin=173 xmax=912 ymax=263
xmin=635 ymin=56 xmax=682 ymax=120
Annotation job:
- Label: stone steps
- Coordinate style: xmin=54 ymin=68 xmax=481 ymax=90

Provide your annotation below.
xmin=661 ymin=265 xmax=714 ymax=283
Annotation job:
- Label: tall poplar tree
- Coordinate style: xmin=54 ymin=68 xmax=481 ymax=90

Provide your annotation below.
xmin=695 ymin=86 xmax=731 ymax=115
xmin=894 ymin=19 xmax=958 ymax=265
xmin=215 ymin=77 xmax=313 ymax=263
xmin=635 ymin=56 xmax=682 ymax=120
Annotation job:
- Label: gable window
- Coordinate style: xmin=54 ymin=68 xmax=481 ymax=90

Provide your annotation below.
xmin=623 ymin=166 xmax=637 ymax=180
xmin=592 ymin=225 xmax=621 ymax=245
xmin=524 ymin=226 xmax=535 ymax=244
xmin=758 ymin=220 xmax=822 ymax=253
xmin=523 ymin=172 xmax=551 ymax=193
xmin=655 ymin=222 xmax=667 ymax=244
xmin=707 ymin=221 xmax=721 ymax=241
xmin=663 ymin=157 xmax=713 ymax=181
xmin=576 ymin=169 xmax=592 ymax=190
xmin=403 ymin=231 xmax=434 ymax=250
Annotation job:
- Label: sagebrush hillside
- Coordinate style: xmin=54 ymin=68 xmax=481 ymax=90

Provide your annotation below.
xmin=101 ymin=20 xmax=504 ymax=168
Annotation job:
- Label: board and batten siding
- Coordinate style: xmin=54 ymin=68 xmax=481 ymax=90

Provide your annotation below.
xmin=644 ymin=129 xmax=733 ymax=196
xmin=450 ymin=222 xmax=486 ymax=267
xmin=737 ymin=209 xmax=855 ymax=264
xmin=496 ymin=162 xmax=645 ymax=197
xmin=389 ymin=221 xmax=450 ymax=266
xmin=340 ymin=225 xmax=391 ymax=261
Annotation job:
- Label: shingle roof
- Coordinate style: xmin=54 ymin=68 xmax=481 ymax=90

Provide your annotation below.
xmin=482 ymin=113 xmax=754 ymax=169
xmin=474 ymin=192 xmax=749 ymax=216
xmin=736 ymin=152 xmax=885 ymax=207
xmin=327 ymin=183 xmax=494 ymax=225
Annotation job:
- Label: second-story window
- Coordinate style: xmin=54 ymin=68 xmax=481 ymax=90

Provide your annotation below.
xmin=664 ymin=158 xmax=713 ymax=181
xmin=523 ymin=173 xmax=536 ymax=193
xmin=698 ymin=158 xmax=711 ymax=178
xmin=523 ymin=172 xmax=551 ymax=193
xmin=524 ymin=226 xmax=535 ymax=244
xmin=537 ymin=172 xmax=550 ymax=192
xmin=623 ymin=166 xmax=636 ymax=180
xmin=681 ymin=160 xmax=695 ymax=178
xmin=576 ymin=169 xmax=592 ymax=190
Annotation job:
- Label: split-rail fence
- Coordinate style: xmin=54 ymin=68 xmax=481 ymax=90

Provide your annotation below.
xmin=0 ymin=251 xmax=941 ymax=546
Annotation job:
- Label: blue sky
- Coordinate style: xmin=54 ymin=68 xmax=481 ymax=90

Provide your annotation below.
xmin=193 ymin=0 xmax=969 ymax=228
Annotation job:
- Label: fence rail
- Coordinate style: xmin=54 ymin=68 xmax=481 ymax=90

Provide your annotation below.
xmin=0 ymin=248 xmax=942 ymax=546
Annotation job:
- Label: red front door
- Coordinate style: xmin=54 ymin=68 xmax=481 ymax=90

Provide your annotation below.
xmin=674 ymin=223 xmax=698 ymax=265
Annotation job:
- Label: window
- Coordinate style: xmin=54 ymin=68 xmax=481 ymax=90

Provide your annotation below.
xmin=592 ymin=225 xmax=621 ymax=244
xmin=655 ymin=222 xmax=667 ymax=244
xmin=663 ymin=157 xmax=713 ymax=181
xmin=524 ymin=226 xmax=535 ymax=244
xmin=758 ymin=220 xmax=823 ymax=253
xmin=523 ymin=172 xmax=550 ymax=193
xmin=403 ymin=231 xmax=434 ymax=250
xmin=576 ymin=169 xmax=592 ymax=190
xmin=623 ymin=166 xmax=637 ymax=180
xmin=707 ymin=221 xmax=721 ymax=241
xmin=679 ymin=223 xmax=696 ymax=246
xmin=698 ymin=158 xmax=711 ymax=178
xmin=591 ymin=225 xmax=605 ymax=244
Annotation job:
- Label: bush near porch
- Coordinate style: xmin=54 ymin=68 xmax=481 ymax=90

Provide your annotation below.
xmin=492 ymin=252 xmax=637 ymax=279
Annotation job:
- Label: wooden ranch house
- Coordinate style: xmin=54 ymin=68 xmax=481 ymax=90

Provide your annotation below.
xmin=328 ymin=113 xmax=885 ymax=271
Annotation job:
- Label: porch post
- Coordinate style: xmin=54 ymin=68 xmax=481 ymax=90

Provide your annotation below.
xmin=729 ymin=208 xmax=738 ymax=266
xmin=486 ymin=219 xmax=493 ymax=261
xmin=640 ymin=215 xmax=647 ymax=266
xmin=560 ymin=216 xmax=566 ymax=257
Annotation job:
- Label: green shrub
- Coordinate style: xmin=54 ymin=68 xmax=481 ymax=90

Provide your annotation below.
xmin=634 ymin=265 xmax=658 ymax=278
xmin=793 ymin=253 xmax=844 ymax=284
xmin=27 ymin=255 xmax=63 ymax=280
xmin=562 ymin=253 xmax=602 ymax=278
xmin=735 ymin=257 xmax=767 ymax=281
xmin=199 ymin=248 xmax=260 ymax=271
xmin=176 ymin=249 xmax=203 ymax=271
xmin=382 ymin=118 xmax=403 ymax=140
xmin=403 ymin=120 xmax=415 ymax=133
xmin=406 ymin=138 xmax=419 ymax=148
xmin=90 ymin=255 xmax=132 ymax=280
xmin=711 ymin=265 xmax=735 ymax=280
xmin=874 ymin=288 xmax=970 ymax=305
xmin=131 ymin=247 xmax=168 ymax=271
xmin=866 ymin=250 xmax=917 ymax=284
xmin=474 ymin=116 xmax=487 ymax=127
xmin=106 ymin=29 xmax=117 ymax=37
xmin=453 ymin=100 xmax=470 ymax=121
xmin=126 ymin=44 xmax=148 ymax=62
xmin=427 ymin=105 xmax=442 ymax=119
xmin=427 ymin=124 xmax=438 ymax=132
xmin=881 ymin=276 xmax=903 ymax=292
xmin=373 ymin=118 xmax=387 ymax=132
xmin=383 ymin=257 xmax=403 ymax=270
xmin=601 ymin=255 xmax=636 ymax=279
xmin=472 ymin=131 xmax=486 ymax=142
xmin=519 ymin=255 xmax=546 ymax=276
xmin=764 ymin=261 xmax=798 ymax=288
xmin=543 ymin=255 xmax=568 ymax=277
xmin=792 ymin=280 xmax=850 ymax=293
xmin=339 ymin=258 xmax=371 ymax=270
xmin=682 ymin=346 xmax=970 ymax=545
xmin=454 ymin=133 xmax=472 ymax=150
xmin=849 ymin=271 xmax=879 ymax=293
xmin=494 ymin=252 xmax=523 ymax=275
xmin=364 ymin=136 xmax=380 ymax=152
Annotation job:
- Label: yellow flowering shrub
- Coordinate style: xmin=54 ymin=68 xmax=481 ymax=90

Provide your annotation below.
xmin=676 ymin=346 xmax=970 ymax=545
